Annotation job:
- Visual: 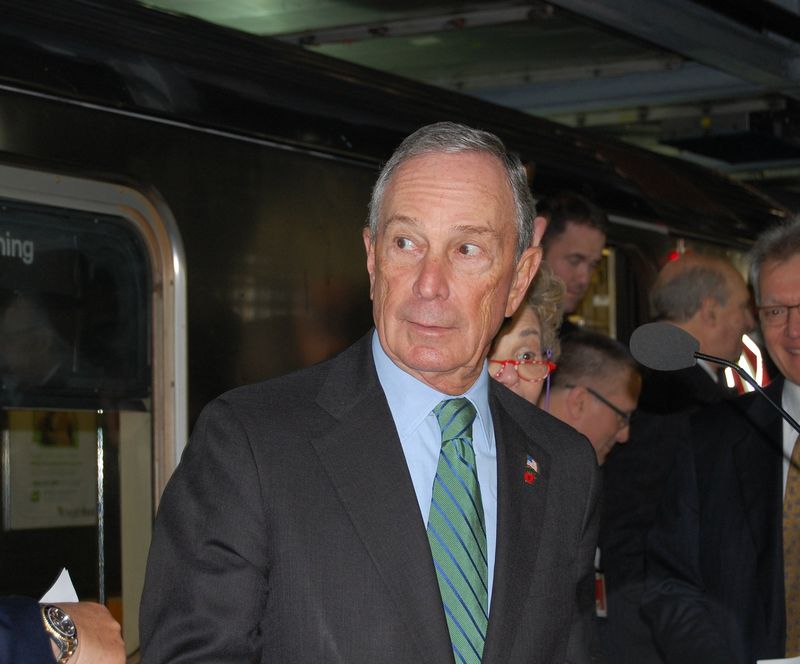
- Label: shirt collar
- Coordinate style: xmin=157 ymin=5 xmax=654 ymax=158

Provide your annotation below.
xmin=696 ymin=358 xmax=719 ymax=383
xmin=371 ymin=331 xmax=494 ymax=450
xmin=783 ymin=379 xmax=800 ymax=423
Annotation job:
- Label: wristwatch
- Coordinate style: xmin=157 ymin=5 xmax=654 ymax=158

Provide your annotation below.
xmin=40 ymin=604 xmax=79 ymax=664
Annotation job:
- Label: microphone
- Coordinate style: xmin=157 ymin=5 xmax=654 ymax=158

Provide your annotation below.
xmin=629 ymin=322 xmax=800 ymax=434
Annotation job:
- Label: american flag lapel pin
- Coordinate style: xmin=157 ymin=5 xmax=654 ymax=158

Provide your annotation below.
xmin=524 ymin=454 xmax=539 ymax=485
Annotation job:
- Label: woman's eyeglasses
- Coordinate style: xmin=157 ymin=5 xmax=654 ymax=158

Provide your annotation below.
xmin=489 ymin=357 xmax=557 ymax=382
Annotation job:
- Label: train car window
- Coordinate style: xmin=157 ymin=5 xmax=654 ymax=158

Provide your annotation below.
xmin=0 ymin=199 xmax=150 ymax=409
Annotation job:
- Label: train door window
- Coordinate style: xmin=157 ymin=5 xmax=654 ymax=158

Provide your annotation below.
xmin=0 ymin=165 xmax=185 ymax=657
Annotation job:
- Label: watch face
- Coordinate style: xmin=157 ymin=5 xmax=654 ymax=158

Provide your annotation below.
xmin=45 ymin=606 xmax=77 ymax=639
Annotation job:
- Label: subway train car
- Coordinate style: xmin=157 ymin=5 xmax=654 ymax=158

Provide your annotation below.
xmin=0 ymin=1 xmax=788 ymax=654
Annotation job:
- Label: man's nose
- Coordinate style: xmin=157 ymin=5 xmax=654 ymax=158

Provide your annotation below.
xmin=616 ymin=424 xmax=630 ymax=444
xmin=787 ymin=304 xmax=800 ymax=338
xmin=414 ymin=255 xmax=449 ymax=300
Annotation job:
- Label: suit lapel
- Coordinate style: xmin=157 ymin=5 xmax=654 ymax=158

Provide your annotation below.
xmin=482 ymin=386 xmax=551 ymax=663
xmin=310 ymin=335 xmax=453 ymax=664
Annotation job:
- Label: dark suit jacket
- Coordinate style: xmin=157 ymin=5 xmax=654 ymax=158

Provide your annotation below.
xmin=0 ymin=597 xmax=54 ymax=663
xmin=603 ymin=366 xmax=730 ymax=581
xmin=641 ymin=379 xmax=787 ymax=664
xmin=140 ymin=333 xmax=601 ymax=663
xmin=599 ymin=366 xmax=732 ymax=664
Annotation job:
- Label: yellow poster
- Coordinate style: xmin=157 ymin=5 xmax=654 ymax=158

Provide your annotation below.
xmin=2 ymin=410 xmax=98 ymax=530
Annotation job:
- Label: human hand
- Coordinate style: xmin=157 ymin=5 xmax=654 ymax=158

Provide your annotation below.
xmin=53 ymin=602 xmax=125 ymax=664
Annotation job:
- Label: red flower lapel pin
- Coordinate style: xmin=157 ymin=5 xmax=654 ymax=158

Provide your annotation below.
xmin=524 ymin=454 xmax=539 ymax=485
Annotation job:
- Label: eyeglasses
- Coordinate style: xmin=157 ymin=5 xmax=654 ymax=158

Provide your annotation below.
xmin=566 ymin=384 xmax=633 ymax=430
xmin=756 ymin=303 xmax=800 ymax=327
xmin=489 ymin=357 xmax=557 ymax=382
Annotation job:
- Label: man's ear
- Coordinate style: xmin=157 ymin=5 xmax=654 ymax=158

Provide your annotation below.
xmin=565 ymin=384 xmax=587 ymax=420
xmin=362 ymin=227 xmax=376 ymax=300
xmin=532 ymin=215 xmax=548 ymax=247
xmin=698 ymin=296 xmax=718 ymax=326
xmin=505 ymin=246 xmax=541 ymax=317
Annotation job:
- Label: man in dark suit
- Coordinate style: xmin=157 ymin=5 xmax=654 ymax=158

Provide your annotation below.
xmin=600 ymin=254 xmax=754 ymax=663
xmin=139 ymin=122 xmax=601 ymax=663
xmin=642 ymin=220 xmax=800 ymax=662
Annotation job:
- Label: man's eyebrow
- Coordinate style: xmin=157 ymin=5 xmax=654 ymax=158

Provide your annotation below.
xmin=383 ymin=214 xmax=419 ymax=230
xmin=517 ymin=328 xmax=541 ymax=339
xmin=453 ymin=224 xmax=502 ymax=239
xmin=382 ymin=217 xmax=502 ymax=240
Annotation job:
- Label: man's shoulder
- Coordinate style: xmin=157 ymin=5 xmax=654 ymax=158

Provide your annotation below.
xmin=688 ymin=379 xmax=783 ymax=458
xmin=203 ymin=333 xmax=376 ymax=425
xmin=638 ymin=365 xmax=720 ymax=414
xmin=491 ymin=382 xmax=596 ymax=465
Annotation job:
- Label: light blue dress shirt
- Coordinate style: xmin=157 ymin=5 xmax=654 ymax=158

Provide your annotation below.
xmin=372 ymin=332 xmax=498 ymax=605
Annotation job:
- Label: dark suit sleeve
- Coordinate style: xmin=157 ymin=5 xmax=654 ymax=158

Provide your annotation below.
xmin=640 ymin=433 xmax=735 ymax=664
xmin=0 ymin=597 xmax=55 ymax=664
xmin=140 ymin=398 xmax=271 ymax=662
xmin=566 ymin=458 xmax=603 ymax=664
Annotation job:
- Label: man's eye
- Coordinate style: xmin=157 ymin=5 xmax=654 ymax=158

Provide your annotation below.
xmin=458 ymin=243 xmax=480 ymax=256
xmin=517 ymin=351 xmax=537 ymax=362
xmin=767 ymin=306 xmax=786 ymax=317
xmin=395 ymin=237 xmax=415 ymax=250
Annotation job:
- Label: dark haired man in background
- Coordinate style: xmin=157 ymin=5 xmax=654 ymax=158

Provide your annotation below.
xmin=537 ymin=192 xmax=608 ymax=336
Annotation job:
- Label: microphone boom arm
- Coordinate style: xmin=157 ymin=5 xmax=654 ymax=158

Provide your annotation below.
xmin=694 ymin=351 xmax=800 ymax=434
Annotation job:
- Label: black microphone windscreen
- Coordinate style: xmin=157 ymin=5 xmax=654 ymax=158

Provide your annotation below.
xmin=629 ymin=322 xmax=700 ymax=371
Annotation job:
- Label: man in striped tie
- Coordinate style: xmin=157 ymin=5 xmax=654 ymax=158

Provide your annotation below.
xmin=141 ymin=122 xmax=602 ymax=664
xmin=643 ymin=218 xmax=800 ymax=663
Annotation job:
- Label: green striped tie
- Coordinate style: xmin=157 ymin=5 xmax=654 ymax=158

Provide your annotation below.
xmin=427 ymin=398 xmax=488 ymax=664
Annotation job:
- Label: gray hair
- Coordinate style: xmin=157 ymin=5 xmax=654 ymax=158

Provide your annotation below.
xmin=550 ymin=331 xmax=638 ymax=389
xmin=649 ymin=256 xmax=732 ymax=322
xmin=367 ymin=122 xmax=535 ymax=261
xmin=749 ymin=218 xmax=800 ymax=305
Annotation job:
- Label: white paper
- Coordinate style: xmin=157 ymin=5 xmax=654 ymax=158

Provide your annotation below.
xmin=39 ymin=568 xmax=79 ymax=603
xmin=758 ymin=658 xmax=800 ymax=663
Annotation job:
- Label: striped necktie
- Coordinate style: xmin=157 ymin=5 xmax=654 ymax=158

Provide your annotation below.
xmin=785 ymin=434 xmax=800 ymax=656
xmin=427 ymin=398 xmax=488 ymax=664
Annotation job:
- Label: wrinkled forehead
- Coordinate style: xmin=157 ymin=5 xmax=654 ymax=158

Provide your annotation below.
xmin=758 ymin=253 xmax=800 ymax=299
xmin=380 ymin=151 xmax=516 ymax=219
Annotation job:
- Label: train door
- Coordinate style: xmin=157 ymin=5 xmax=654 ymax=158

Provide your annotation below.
xmin=0 ymin=163 xmax=185 ymax=656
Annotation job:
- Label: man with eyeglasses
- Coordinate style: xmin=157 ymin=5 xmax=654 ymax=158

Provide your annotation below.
xmin=643 ymin=219 xmax=800 ymax=664
xmin=545 ymin=331 xmax=641 ymax=466
xmin=544 ymin=331 xmax=641 ymax=661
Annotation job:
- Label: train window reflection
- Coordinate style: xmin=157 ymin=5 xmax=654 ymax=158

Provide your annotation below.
xmin=0 ymin=200 xmax=151 ymax=409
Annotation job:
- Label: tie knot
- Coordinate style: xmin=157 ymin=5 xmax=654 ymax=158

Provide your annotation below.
xmin=433 ymin=398 xmax=477 ymax=443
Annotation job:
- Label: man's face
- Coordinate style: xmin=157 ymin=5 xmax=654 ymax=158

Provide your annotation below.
xmin=759 ymin=254 xmax=800 ymax=385
xmin=365 ymin=151 xmax=542 ymax=395
xmin=709 ymin=268 xmax=754 ymax=362
xmin=543 ymin=222 xmax=605 ymax=313
xmin=580 ymin=367 xmax=641 ymax=465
